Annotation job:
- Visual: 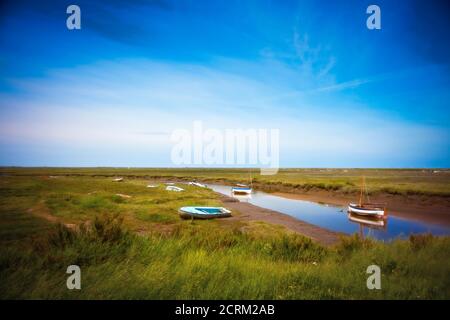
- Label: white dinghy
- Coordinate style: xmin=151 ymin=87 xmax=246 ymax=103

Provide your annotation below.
xmin=188 ymin=182 xmax=207 ymax=188
xmin=166 ymin=185 xmax=184 ymax=192
xmin=231 ymin=171 xmax=253 ymax=195
xmin=231 ymin=185 xmax=252 ymax=195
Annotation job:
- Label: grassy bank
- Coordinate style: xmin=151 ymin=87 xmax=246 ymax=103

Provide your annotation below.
xmin=0 ymin=175 xmax=449 ymax=299
xmin=2 ymin=167 xmax=450 ymax=197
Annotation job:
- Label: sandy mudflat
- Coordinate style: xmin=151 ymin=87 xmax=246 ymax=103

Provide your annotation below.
xmin=218 ymin=194 xmax=342 ymax=246
xmin=272 ymin=191 xmax=450 ymax=227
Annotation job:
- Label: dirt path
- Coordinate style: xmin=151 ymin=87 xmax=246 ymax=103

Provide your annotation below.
xmin=27 ymin=202 xmax=59 ymax=223
xmin=219 ymin=194 xmax=342 ymax=246
xmin=27 ymin=201 xmax=77 ymax=230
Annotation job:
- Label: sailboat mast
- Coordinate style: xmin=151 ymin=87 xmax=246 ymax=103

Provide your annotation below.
xmin=359 ymin=176 xmax=365 ymax=206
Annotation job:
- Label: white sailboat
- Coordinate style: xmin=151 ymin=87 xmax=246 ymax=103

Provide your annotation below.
xmin=232 ymin=171 xmax=253 ymax=195
xmin=348 ymin=176 xmax=386 ymax=217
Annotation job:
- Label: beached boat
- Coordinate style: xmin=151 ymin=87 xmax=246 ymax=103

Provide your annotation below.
xmin=113 ymin=177 xmax=123 ymax=182
xmin=178 ymin=206 xmax=231 ymax=219
xmin=348 ymin=177 xmax=386 ymax=217
xmin=115 ymin=193 xmax=131 ymax=199
xmin=188 ymin=181 xmax=207 ymax=188
xmin=147 ymin=184 xmax=158 ymax=188
xmin=166 ymin=186 xmax=184 ymax=192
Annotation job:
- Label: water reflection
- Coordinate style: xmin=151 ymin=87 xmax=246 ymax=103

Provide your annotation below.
xmin=347 ymin=213 xmax=387 ymax=238
xmin=231 ymin=193 xmax=252 ymax=202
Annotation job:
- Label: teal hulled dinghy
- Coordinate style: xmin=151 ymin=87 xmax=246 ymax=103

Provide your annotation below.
xmin=178 ymin=206 xmax=232 ymax=219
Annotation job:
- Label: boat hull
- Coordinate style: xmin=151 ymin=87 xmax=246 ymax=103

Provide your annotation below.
xmin=231 ymin=187 xmax=252 ymax=195
xmin=348 ymin=203 xmax=385 ymax=217
xmin=179 ymin=206 xmax=232 ymax=219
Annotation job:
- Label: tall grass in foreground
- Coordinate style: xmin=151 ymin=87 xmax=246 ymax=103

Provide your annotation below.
xmin=1 ymin=214 xmax=449 ymax=299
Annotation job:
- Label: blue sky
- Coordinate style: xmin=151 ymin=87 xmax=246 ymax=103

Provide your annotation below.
xmin=0 ymin=0 xmax=449 ymax=167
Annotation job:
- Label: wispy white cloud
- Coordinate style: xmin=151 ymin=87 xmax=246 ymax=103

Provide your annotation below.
xmin=309 ymin=78 xmax=371 ymax=93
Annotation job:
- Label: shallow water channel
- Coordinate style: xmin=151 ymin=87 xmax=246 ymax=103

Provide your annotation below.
xmin=208 ymin=184 xmax=450 ymax=241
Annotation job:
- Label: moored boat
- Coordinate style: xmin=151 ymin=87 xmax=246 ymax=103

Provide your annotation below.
xmin=231 ymin=185 xmax=252 ymax=195
xmin=232 ymin=171 xmax=253 ymax=195
xmin=178 ymin=206 xmax=232 ymax=219
xmin=348 ymin=203 xmax=385 ymax=216
xmin=348 ymin=177 xmax=386 ymax=217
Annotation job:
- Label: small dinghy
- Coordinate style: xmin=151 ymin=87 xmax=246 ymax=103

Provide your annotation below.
xmin=166 ymin=186 xmax=184 ymax=192
xmin=178 ymin=206 xmax=231 ymax=219
xmin=231 ymin=185 xmax=252 ymax=195
xmin=348 ymin=177 xmax=386 ymax=217
xmin=113 ymin=177 xmax=124 ymax=182
xmin=147 ymin=184 xmax=158 ymax=188
xmin=188 ymin=182 xmax=207 ymax=188
xmin=232 ymin=171 xmax=253 ymax=195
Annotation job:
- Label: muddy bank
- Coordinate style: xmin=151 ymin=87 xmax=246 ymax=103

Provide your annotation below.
xmin=218 ymin=194 xmax=342 ymax=246
xmin=271 ymin=190 xmax=450 ymax=227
